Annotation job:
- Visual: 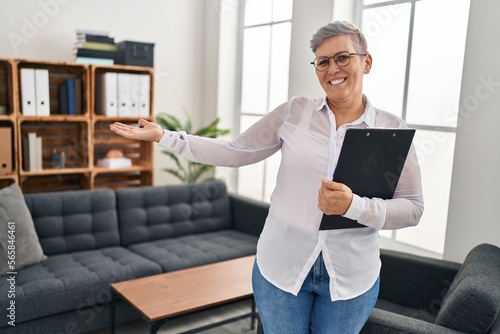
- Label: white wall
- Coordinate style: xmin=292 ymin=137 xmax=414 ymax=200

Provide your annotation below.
xmin=444 ymin=0 xmax=500 ymax=262
xmin=214 ymin=0 xmax=241 ymax=193
xmin=288 ymin=0 xmax=333 ymax=99
xmin=0 ymin=0 xmax=219 ymax=185
xmin=287 ymin=0 xmax=354 ymax=98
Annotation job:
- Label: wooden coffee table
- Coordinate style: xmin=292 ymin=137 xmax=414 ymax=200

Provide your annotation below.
xmin=110 ymin=255 xmax=256 ymax=334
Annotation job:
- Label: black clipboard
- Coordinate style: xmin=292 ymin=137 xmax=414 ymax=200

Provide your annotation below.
xmin=319 ymin=128 xmax=416 ymax=230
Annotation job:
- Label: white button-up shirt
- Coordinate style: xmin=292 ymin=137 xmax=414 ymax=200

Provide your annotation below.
xmin=159 ymin=95 xmax=424 ymax=301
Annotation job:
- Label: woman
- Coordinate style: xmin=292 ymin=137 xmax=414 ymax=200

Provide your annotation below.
xmin=110 ymin=21 xmax=424 ymax=333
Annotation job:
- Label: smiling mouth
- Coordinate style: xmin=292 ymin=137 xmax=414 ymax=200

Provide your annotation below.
xmin=329 ymin=78 xmax=346 ymax=85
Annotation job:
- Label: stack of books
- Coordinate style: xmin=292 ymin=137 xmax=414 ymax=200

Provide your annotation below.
xmin=74 ymin=29 xmax=117 ymax=65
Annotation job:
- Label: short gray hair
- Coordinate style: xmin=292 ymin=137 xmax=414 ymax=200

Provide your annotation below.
xmin=310 ymin=21 xmax=368 ymax=54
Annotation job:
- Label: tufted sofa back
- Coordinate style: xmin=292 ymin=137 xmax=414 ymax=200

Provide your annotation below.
xmin=24 ymin=189 xmax=120 ymax=256
xmin=116 ymin=181 xmax=232 ymax=246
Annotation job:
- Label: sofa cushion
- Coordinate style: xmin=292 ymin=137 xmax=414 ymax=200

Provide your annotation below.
xmin=116 ymin=181 xmax=232 ymax=246
xmin=0 ymin=246 xmax=161 ymax=326
xmin=375 ymin=298 xmax=437 ymax=323
xmin=435 ymin=243 xmax=500 ymax=333
xmin=24 ymin=188 xmax=120 ymax=255
xmin=128 ymin=230 xmax=258 ymax=272
xmin=0 ymin=183 xmax=47 ymax=276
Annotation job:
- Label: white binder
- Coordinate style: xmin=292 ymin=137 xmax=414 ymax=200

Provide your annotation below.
xmin=117 ymin=73 xmax=132 ymax=117
xmin=96 ymin=72 xmax=118 ymax=117
xmin=35 ymin=69 xmax=50 ymax=116
xmin=138 ymin=74 xmax=150 ymax=117
xmin=128 ymin=74 xmax=141 ymax=117
xmin=20 ymin=68 xmax=37 ymax=116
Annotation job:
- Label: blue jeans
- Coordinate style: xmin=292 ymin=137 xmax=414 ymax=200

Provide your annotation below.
xmin=252 ymin=254 xmax=379 ymax=334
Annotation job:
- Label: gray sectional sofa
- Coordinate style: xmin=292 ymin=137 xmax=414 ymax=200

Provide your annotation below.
xmin=0 ymin=181 xmax=269 ymax=334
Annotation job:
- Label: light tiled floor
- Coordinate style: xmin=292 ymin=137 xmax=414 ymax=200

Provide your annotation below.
xmin=89 ymin=300 xmax=255 ymax=334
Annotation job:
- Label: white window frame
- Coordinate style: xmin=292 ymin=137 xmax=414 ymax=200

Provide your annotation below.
xmin=355 ymin=0 xmax=469 ymax=258
xmin=233 ymin=0 xmax=293 ymax=201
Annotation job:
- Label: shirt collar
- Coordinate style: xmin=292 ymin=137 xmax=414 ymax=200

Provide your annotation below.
xmin=317 ymin=95 xmax=376 ymax=127
xmin=362 ymin=95 xmax=376 ymax=127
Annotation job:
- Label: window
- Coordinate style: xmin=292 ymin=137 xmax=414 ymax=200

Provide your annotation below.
xmin=359 ymin=0 xmax=470 ymax=255
xmin=236 ymin=0 xmax=293 ymax=201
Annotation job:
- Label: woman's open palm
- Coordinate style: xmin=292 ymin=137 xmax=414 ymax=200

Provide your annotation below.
xmin=109 ymin=119 xmax=164 ymax=142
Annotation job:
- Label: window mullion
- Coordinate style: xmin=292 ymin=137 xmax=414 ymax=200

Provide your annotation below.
xmin=244 ymin=19 xmax=290 ymax=29
xmin=400 ymin=0 xmax=416 ymax=121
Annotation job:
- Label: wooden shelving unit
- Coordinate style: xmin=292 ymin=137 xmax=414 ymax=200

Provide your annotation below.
xmin=0 ymin=58 xmax=154 ymax=193
xmin=0 ymin=59 xmax=18 ymax=189
xmin=90 ymin=64 xmax=154 ymax=190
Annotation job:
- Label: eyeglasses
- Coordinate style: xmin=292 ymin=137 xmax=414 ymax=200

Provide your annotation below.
xmin=310 ymin=51 xmax=367 ymax=71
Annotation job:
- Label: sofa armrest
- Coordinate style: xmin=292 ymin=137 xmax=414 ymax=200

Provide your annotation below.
xmin=379 ymin=249 xmax=461 ymax=311
xmin=229 ymin=194 xmax=269 ymax=237
xmin=361 ymin=308 xmax=466 ymax=334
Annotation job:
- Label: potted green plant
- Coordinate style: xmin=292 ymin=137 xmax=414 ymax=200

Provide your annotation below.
xmin=156 ymin=110 xmax=230 ymax=183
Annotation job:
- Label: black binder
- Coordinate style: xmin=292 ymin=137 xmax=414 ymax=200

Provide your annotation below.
xmin=319 ymin=128 xmax=416 ymax=230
